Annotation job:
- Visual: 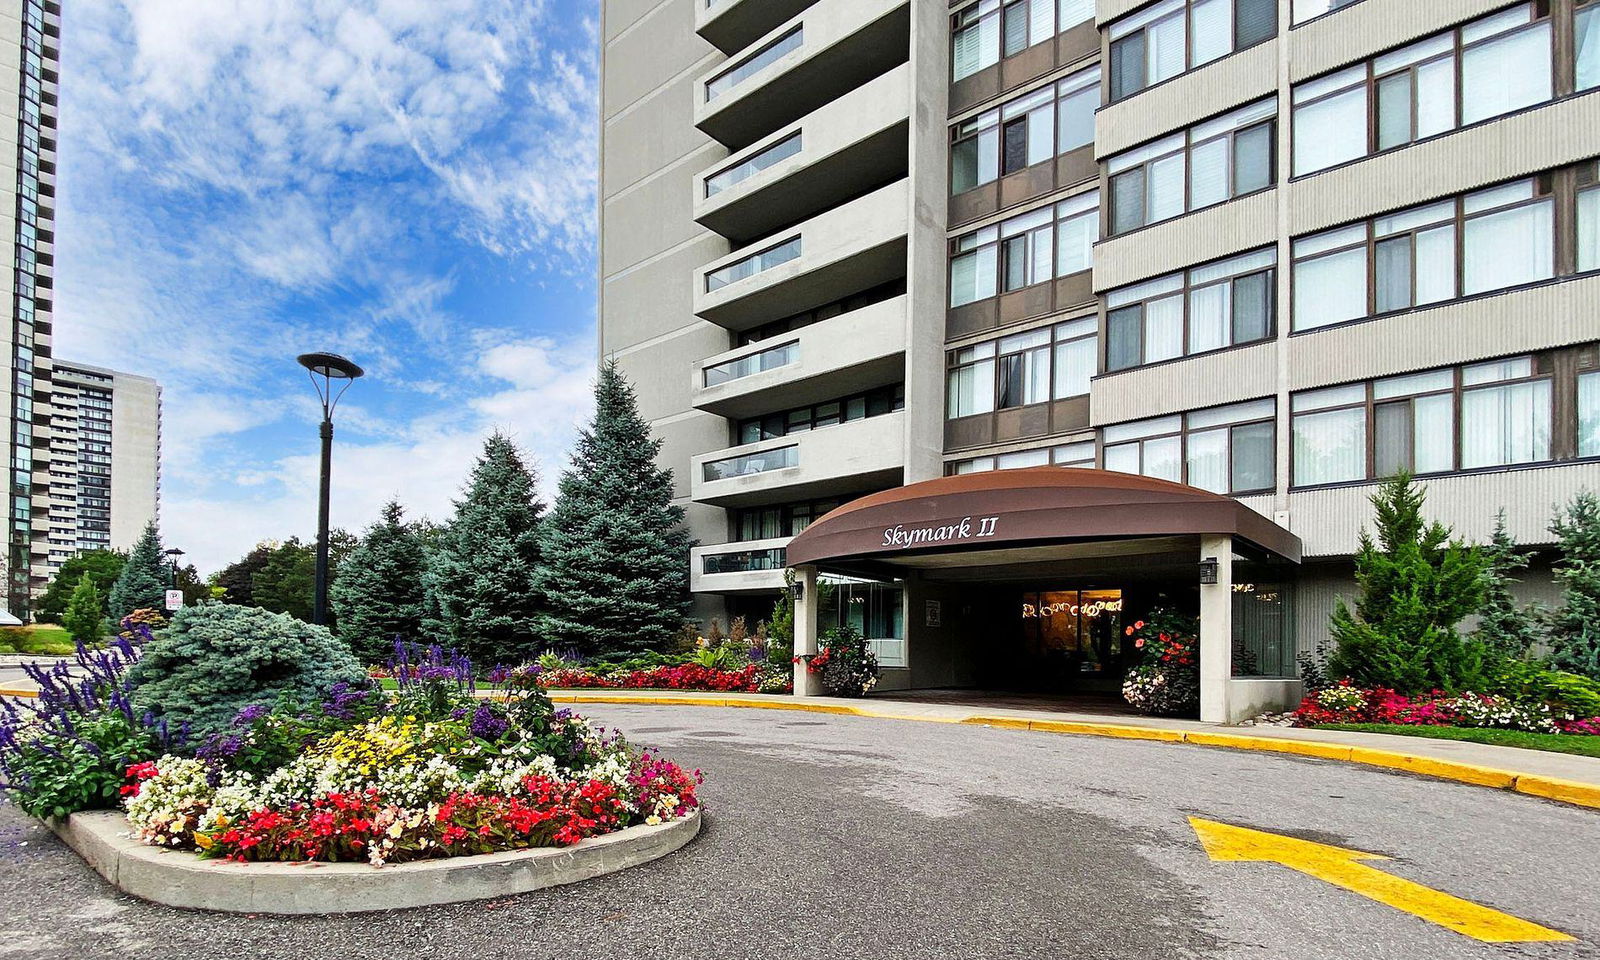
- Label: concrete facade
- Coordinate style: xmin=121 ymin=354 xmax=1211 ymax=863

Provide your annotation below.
xmin=44 ymin=362 xmax=161 ymax=570
xmin=599 ymin=0 xmax=1600 ymax=698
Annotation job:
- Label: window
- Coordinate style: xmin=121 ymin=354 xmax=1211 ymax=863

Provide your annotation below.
xmin=1291 ymin=178 xmax=1554 ymax=331
xmin=1290 ymin=5 xmax=1552 ymax=177
xmin=949 ymin=193 xmax=1097 ymax=305
xmin=1290 ymin=354 xmax=1564 ymax=486
xmin=1053 ymin=318 xmax=1096 ymax=398
xmin=946 ymin=320 xmax=1099 ymax=418
xmin=950 ymin=66 xmax=1100 ymax=195
xmin=1108 ymin=0 xmax=1276 ymax=102
xmin=733 ymin=498 xmax=845 ymax=541
xmin=1580 ymin=371 xmax=1600 ymax=458
xmin=953 ymin=0 xmax=1095 ymax=82
xmin=1107 ymin=99 xmax=1275 ymax=234
xmin=706 ymin=237 xmax=801 ymax=292
xmin=705 ymin=28 xmax=803 ymax=101
xmin=1581 ymin=181 xmax=1600 ymax=273
xmin=1105 ymin=400 xmax=1276 ymax=493
xmin=1104 ymin=247 xmax=1276 ymax=370
xmin=706 ymin=133 xmax=802 ymax=197
xmin=1460 ymin=358 xmax=1551 ymax=468
xmin=1581 ymin=1 xmax=1600 ymax=91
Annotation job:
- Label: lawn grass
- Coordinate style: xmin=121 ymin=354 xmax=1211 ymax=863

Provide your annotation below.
xmin=1320 ymin=723 xmax=1600 ymax=759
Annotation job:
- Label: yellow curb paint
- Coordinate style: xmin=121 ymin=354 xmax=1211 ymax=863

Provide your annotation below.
xmin=543 ymin=693 xmax=1600 ymax=811
xmin=1514 ymin=774 xmax=1600 ymax=809
xmin=1184 ymin=733 xmax=1354 ymax=762
xmin=0 ymin=687 xmax=35 ymax=699
xmin=1346 ymin=748 xmax=1518 ymax=789
xmin=1190 ymin=818 xmax=1575 ymax=943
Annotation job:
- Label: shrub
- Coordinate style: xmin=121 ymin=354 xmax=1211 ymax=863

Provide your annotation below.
xmin=1489 ymin=661 xmax=1600 ymax=719
xmin=1546 ymin=491 xmax=1600 ymax=680
xmin=1328 ymin=475 xmax=1490 ymax=694
xmin=61 ymin=573 xmax=108 ymax=647
xmin=804 ymin=625 xmax=879 ymax=698
xmin=126 ymin=603 xmax=366 ymax=741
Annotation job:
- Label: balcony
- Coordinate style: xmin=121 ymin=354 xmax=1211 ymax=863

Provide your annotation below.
xmin=692 ymin=295 xmax=907 ymax=420
xmin=693 ymin=0 xmax=909 ymax=151
xmin=694 ymin=179 xmax=909 ymax=332
xmin=691 ymin=411 xmax=905 ymax=508
xmin=695 ymin=64 xmax=910 ymax=245
xmin=696 ymin=0 xmax=825 ymax=55
xmin=690 ymin=536 xmax=791 ymax=594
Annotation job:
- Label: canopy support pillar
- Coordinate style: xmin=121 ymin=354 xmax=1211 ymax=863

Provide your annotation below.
xmin=1198 ymin=534 xmax=1234 ymax=724
xmin=791 ymin=564 xmax=822 ymax=697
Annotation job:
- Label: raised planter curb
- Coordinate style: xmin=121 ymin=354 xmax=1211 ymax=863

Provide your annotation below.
xmin=48 ymin=808 xmax=701 ymax=915
xmin=544 ymin=693 xmax=1600 ymax=811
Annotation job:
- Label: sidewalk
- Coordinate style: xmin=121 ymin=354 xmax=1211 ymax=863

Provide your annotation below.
xmin=542 ymin=689 xmax=1600 ymax=808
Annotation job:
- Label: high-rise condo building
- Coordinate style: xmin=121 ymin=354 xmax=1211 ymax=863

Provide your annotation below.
xmin=0 ymin=0 xmax=58 ymax=616
xmin=599 ymin=0 xmax=1600 ymax=718
xmin=44 ymin=362 xmax=161 ymax=573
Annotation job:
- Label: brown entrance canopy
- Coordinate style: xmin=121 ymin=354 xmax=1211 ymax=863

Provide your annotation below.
xmin=785 ymin=467 xmax=1301 ymax=568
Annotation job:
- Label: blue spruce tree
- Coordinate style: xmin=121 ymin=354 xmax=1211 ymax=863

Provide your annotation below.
xmin=331 ymin=500 xmax=428 ymax=664
xmin=108 ymin=521 xmax=169 ymax=621
xmin=536 ymin=361 xmax=692 ymax=657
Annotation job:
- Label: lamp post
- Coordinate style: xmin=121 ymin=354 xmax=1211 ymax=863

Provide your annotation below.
xmin=163 ymin=547 xmax=186 ymax=590
xmin=297 ymin=352 xmax=364 ymax=626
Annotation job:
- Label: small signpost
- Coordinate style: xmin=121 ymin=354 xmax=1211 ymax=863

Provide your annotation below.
xmin=164 ymin=589 xmax=184 ymax=612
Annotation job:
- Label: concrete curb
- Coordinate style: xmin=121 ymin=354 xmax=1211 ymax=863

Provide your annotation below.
xmin=544 ymin=692 xmax=1600 ymax=811
xmin=48 ymin=808 xmax=701 ymax=915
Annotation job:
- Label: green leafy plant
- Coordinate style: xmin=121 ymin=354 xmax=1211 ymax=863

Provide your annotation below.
xmin=1546 ymin=491 xmax=1600 ymax=680
xmin=1328 ymin=474 xmax=1490 ymax=694
xmin=34 ymin=549 xmax=125 ymax=624
xmin=3 ymin=711 xmax=159 ymax=819
xmin=61 ymin=573 xmax=109 ymax=647
xmin=126 ymin=603 xmax=367 ymax=740
xmin=1490 ymin=661 xmax=1600 ymax=719
xmin=805 ymin=624 xmax=879 ymax=698
xmin=1121 ymin=608 xmax=1201 ymax=716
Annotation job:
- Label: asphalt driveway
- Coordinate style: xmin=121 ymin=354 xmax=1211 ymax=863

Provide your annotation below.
xmin=1 ymin=704 xmax=1596 ymax=959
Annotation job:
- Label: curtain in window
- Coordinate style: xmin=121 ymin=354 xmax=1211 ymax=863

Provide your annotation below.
xmin=1231 ymin=271 xmax=1271 ymax=342
xmin=1028 ymin=225 xmax=1053 ymax=284
xmin=1027 ymin=104 xmax=1055 ymax=166
xmin=1110 ymin=171 xmax=1145 ymax=234
xmin=1462 ymin=381 xmax=1550 ymax=467
xmin=1416 ymin=58 xmax=1455 ymax=139
xmin=1030 ymin=0 xmax=1055 ymax=45
xmin=1413 ymin=393 xmax=1453 ymax=473
xmin=1188 ymin=282 xmax=1229 ymax=353
xmin=1148 ymin=153 xmax=1186 ymax=223
xmin=1235 ymin=0 xmax=1276 ymax=48
xmin=1580 ymin=189 xmax=1600 ymax=273
xmin=1054 ymin=338 xmax=1094 ymax=398
xmin=951 ymin=139 xmax=981 ymax=194
xmin=1189 ymin=0 xmax=1231 ymax=67
xmin=1143 ymin=436 xmax=1183 ymax=483
xmin=1463 ymin=201 xmax=1553 ymax=296
xmin=1376 ymin=73 xmax=1412 ymax=151
xmin=1580 ymin=373 xmax=1600 ymax=458
xmin=1107 ymin=308 xmax=1143 ymax=371
xmin=954 ymin=25 xmax=982 ymax=81
xmin=1105 ymin=443 xmax=1140 ymax=475
xmin=1293 ymin=248 xmax=1367 ymax=330
xmin=1231 ymin=421 xmax=1274 ymax=491
xmin=1144 ymin=295 xmax=1184 ymax=362
xmin=1004 ymin=1 xmax=1029 ymax=56
xmin=1056 ymin=211 xmax=1095 ymax=274
xmin=950 ymin=247 xmax=996 ymax=306
xmin=1461 ymin=24 xmax=1552 ymax=125
xmin=1024 ymin=346 xmax=1052 ymax=404
xmin=1059 ymin=86 xmax=1097 ymax=152
xmin=1580 ymin=6 xmax=1600 ymax=91
xmin=1232 ymin=124 xmax=1272 ymax=194
xmin=1148 ymin=14 xmax=1186 ymax=85
xmin=1003 ymin=236 xmax=1028 ymax=290
xmin=1293 ymin=88 xmax=1366 ymax=175
xmin=1189 ymin=138 xmax=1229 ymax=209
xmin=1293 ymin=408 xmax=1364 ymax=485
xmin=1109 ymin=34 xmax=1145 ymax=100
xmin=1186 ymin=427 xmax=1229 ymax=493
xmin=1059 ymin=0 xmax=1095 ymax=28
xmin=1374 ymin=236 xmax=1413 ymax=313
xmin=1414 ymin=224 xmax=1456 ymax=304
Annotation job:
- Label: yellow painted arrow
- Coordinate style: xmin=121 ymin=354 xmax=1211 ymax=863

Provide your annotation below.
xmin=1190 ymin=817 xmax=1575 ymax=944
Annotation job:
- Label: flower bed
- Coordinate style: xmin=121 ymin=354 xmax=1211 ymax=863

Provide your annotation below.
xmin=1 ymin=635 xmax=704 ymax=868
xmin=538 ymin=662 xmax=790 ymax=694
xmin=1120 ymin=611 xmax=1200 ymax=717
xmin=1293 ymin=680 xmax=1600 ymax=736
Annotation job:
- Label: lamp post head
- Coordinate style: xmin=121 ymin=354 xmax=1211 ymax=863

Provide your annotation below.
xmin=163 ymin=548 xmax=185 ymax=560
xmin=297 ymin=352 xmax=363 ymax=420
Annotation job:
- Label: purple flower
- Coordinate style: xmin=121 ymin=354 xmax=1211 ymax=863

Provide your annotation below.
xmin=233 ymin=704 xmax=271 ymax=727
xmin=468 ymin=703 xmax=509 ymax=742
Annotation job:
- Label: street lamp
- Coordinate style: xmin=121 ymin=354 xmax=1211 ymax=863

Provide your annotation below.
xmin=163 ymin=547 xmax=186 ymax=590
xmin=297 ymin=352 xmax=364 ymax=626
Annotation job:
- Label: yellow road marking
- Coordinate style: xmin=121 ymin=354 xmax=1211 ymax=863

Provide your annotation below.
xmin=1190 ymin=818 xmax=1575 ymax=943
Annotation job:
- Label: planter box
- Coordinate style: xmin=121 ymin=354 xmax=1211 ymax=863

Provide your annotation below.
xmin=49 ymin=808 xmax=701 ymax=915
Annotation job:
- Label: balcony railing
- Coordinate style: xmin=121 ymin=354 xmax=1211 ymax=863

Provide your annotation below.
xmin=705 ymin=27 xmax=803 ymax=102
xmin=705 ymin=133 xmax=803 ymax=198
xmin=702 ymin=444 xmax=799 ymax=482
xmin=705 ymin=237 xmax=801 ymax=292
xmin=702 ymin=546 xmax=788 ymax=574
xmin=703 ymin=339 xmax=799 ymax=387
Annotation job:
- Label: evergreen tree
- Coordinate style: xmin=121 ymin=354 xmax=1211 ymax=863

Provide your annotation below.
xmin=1327 ymin=474 xmax=1490 ymax=694
xmin=536 ymin=361 xmax=692 ymax=657
xmin=214 ymin=543 xmax=274 ymax=606
xmin=35 ymin=550 xmax=125 ymax=623
xmin=108 ymin=522 xmax=169 ymax=621
xmin=331 ymin=500 xmax=428 ymax=664
xmin=1474 ymin=510 xmax=1542 ymax=660
xmin=424 ymin=432 xmax=546 ymax=665
xmin=61 ymin=573 xmax=108 ymax=646
xmin=1547 ymin=491 xmax=1600 ymax=679
xmin=251 ymin=538 xmax=316 ymax=622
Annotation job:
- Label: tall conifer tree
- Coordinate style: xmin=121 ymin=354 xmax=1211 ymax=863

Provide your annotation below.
xmin=425 ymin=433 xmax=545 ymax=665
xmin=108 ymin=521 xmax=169 ymax=620
xmin=1474 ymin=510 xmax=1542 ymax=660
xmin=537 ymin=361 xmax=692 ymax=657
xmin=331 ymin=500 xmax=428 ymax=664
xmin=1548 ymin=491 xmax=1600 ymax=679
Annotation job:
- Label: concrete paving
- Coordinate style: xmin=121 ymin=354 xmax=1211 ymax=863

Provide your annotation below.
xmin=2 ymin=703 xmax=1597 ymax=959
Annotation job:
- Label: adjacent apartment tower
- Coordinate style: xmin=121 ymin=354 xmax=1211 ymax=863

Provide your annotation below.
xmin=599 ymin=0 xmax=1600 ymax=683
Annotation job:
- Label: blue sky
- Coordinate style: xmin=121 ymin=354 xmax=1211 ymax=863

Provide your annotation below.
xmin=53 ymin=0 xmax=603 ymax=574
